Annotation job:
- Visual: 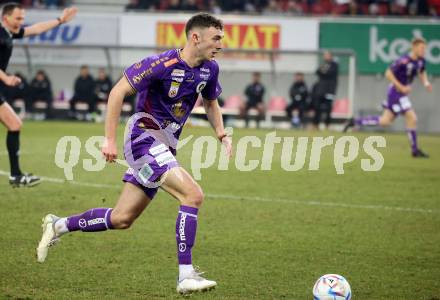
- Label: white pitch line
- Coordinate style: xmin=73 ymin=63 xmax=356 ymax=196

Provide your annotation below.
xmin=0 ymin=170 xmax=437 ymax=214
xmin=206 ymin=193 xmax=438 ymax=214
xmin=0 ymin=150 xmax=31 ymax=156
xmin=0 ymin=170 xmax=118 ymax=189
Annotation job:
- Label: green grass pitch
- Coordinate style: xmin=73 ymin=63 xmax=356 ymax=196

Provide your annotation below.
xmin=1 ymin=121 xmax=439 ymax=299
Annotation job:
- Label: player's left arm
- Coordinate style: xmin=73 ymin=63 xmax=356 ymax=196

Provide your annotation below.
xmin=418 ymin=71 xmax=432 ymax=92
xmin=203 ymin=99 xmax=232 ymax=157
xmin=23 ymin=7 xmax=78 ymax=37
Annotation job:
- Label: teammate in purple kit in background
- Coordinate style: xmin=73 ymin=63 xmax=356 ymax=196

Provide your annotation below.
xmin=37 ymin=13 xmax=232 ymax=295
xmin=344 ymin=37 xmax=432 ymax=158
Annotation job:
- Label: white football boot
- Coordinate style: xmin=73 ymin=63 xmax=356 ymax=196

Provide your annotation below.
xmin=36 ymin=214 xmax=60 ymax=263
xmin=176 ymin=270 xmax=217 ymax=294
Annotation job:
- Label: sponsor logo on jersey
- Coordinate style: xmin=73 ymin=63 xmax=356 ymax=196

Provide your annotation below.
xmin=164 ymin=58 xmax=178 ymax=68
xmin=200 ymin=67 xmax=210 ymax=73
xmin=168 ymin=81 xmax=180 ymax=98
xmin=200 ymin=73 xmax=210 ymax=80
xmin=87 ymin=218 xmax=105 ymax=226
xmin=155 ymin=151 xmax=176 ymax=167
xmin=139 ymin=163 xmax=154 ymax=183
xmin=179 ymin=243 xmax=186 ymax=252
xmin=171 ymin=69 xmax=185 ymax=77
xmin=179 ymin=213 xmax=187 ymax=241
xmin=186 ymin=72 xmax=195 ymax=82
xmin=172 ymin=77 xmax=183 ymax=82
xmin=79 ymin=218 xmax=87 ymax=228
xmin=171 ymin=100 xmax=186 ymax=119
xmin=132 ymin=68 xmax=153 ymax=84
xmin=162 ymin=120 xmax=181 ymax=131
xmin=196 ymin=81 xmax=207 ymax=93
xmin=134 ymin=62 xmax=142 ymax=69
xmin=149 ymin=143 xmax=168 ymax=156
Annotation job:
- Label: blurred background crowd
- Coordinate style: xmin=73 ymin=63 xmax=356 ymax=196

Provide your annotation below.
xmin=9 ymin=0 xmax=440 ymax=17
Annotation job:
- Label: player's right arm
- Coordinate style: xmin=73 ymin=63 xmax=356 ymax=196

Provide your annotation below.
xmin=418 ymin=71 xmax=432 ymax=92
xmin=385 ymin=68 xmax=411 ymax=95
xmin=0 ymin=69 xmax=21 ymax=86
xmin=102 ymin=76 xmax=135 ymax=162
xmin=23 ymin=7 xmax=77 ymax=37
xmin=102 ymin=55 xmax=163 ymax=162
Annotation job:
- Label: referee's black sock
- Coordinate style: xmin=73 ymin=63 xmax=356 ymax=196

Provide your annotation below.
xmin=7 ymin=131 xmax=22 ymax=176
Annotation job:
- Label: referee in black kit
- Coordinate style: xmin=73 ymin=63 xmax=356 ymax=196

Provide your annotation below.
xmin=0 ymin=2 xmax=77 ymax=187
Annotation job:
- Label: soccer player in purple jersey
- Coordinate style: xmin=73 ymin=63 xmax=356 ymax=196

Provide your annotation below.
xmin=37 ymin=13 xmax=232 ymax=294
xmin=344 ymin=37 xmax=432 ymax=158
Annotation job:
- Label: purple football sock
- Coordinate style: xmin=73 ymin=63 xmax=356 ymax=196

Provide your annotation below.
xmin=355 ymin=115 xmax=380 ymax=126
xmin=67 ymin=208 xmax=113 ymax=232
xmin=406 ymin=129 xmax=418 ymax=154
xmin=176 ymin=205 xmax=198 ymax=265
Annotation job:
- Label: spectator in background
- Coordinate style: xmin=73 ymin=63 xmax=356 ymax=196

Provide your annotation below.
xmin=286 ymin=72 xmax=308 ymax=128
xmin=125 ymin=0 xmax=158 ymax=10
xmin=348 ymin=0 xmax=364 ymax=15
xmin=30 ymin=0 xmax=63 ymax=9
xmin=285 ymin=0 xmax=304 ymax=14
xmin=222 ymin=0 xmax=245 ymax=12
xmin=139 ymin=0 xmax=158 ymax=9
xmin=167 ymin=0 xmax=181 ymax=11
xmin=29 ymin=70 xmax=53 ymax=118
xmin=44 ymin=0 xmax=62 ymax=9
xmin=263 ymin=0 xmax=283 ymax=14
xmin=180 ymin=0 xmax=199 ymax=10
xmin=69 ymin=65 xmax=95 ymax=119
xmin=206 ymin=0 xmax=222 ymax=13
xmin=241 ymin=72 xmax=265 ymax=128
xmin=125 ymin=0 xmax=140 ymax=10
xmin=123 ymin=94 xmax=136 ymax=115
xmin=390 ymin=0 xmax=407 ymax=15
xmin=312 ymin=51 xmax=338 ymax=129
xmin=429 ymin=0 xmax=440 ymax=15
xmin=94 ymin=68 xmax=112 ymax=103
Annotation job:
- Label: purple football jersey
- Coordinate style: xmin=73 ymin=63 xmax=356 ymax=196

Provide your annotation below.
xmin=124 ymin=49 xmax=222 ymax=140
xmin=385 ymin=54 xmax=425 ymax=114
xmin=389 ymin=54 xmax=425 ymax=90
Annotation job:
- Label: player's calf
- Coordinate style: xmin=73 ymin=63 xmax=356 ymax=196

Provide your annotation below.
xmin=36 ymin=208 xmax=115 ymax=262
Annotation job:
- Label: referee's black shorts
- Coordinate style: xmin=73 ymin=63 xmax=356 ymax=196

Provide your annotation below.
xmin=0 ymin=90 xmax=6 ymax=106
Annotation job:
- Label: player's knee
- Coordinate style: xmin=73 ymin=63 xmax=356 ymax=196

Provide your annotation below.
xmin=380 ymin=118 xmax=392 ymax=127
xmin=8 ymin=119 xmax=22 ymax=131
xmin=115 ymin=218 xmax=133 ymax=230
xmin=111 ymin=213 xmax=135 ymax=229
xmin=183 ymin=187 xmax=204 ymax=208
xmin=411 ymin=115 xmax=418 ymax=125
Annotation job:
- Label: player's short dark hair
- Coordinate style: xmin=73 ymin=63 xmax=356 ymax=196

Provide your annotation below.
xmin=185 ymin=13 xmax=223 ymax=38
xmin=1 ymin=2 xmax=22 ymax=17
xmin=412 ymin=37 xmax=426 ymax=46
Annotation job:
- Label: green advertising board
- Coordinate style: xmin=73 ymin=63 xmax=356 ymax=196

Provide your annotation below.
xmin=320 ymin=22 xmax=440 ymax=74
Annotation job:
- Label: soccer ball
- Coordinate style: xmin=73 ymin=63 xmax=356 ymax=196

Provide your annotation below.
xmin=313 ymin=274 xmax=352 ymax=300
